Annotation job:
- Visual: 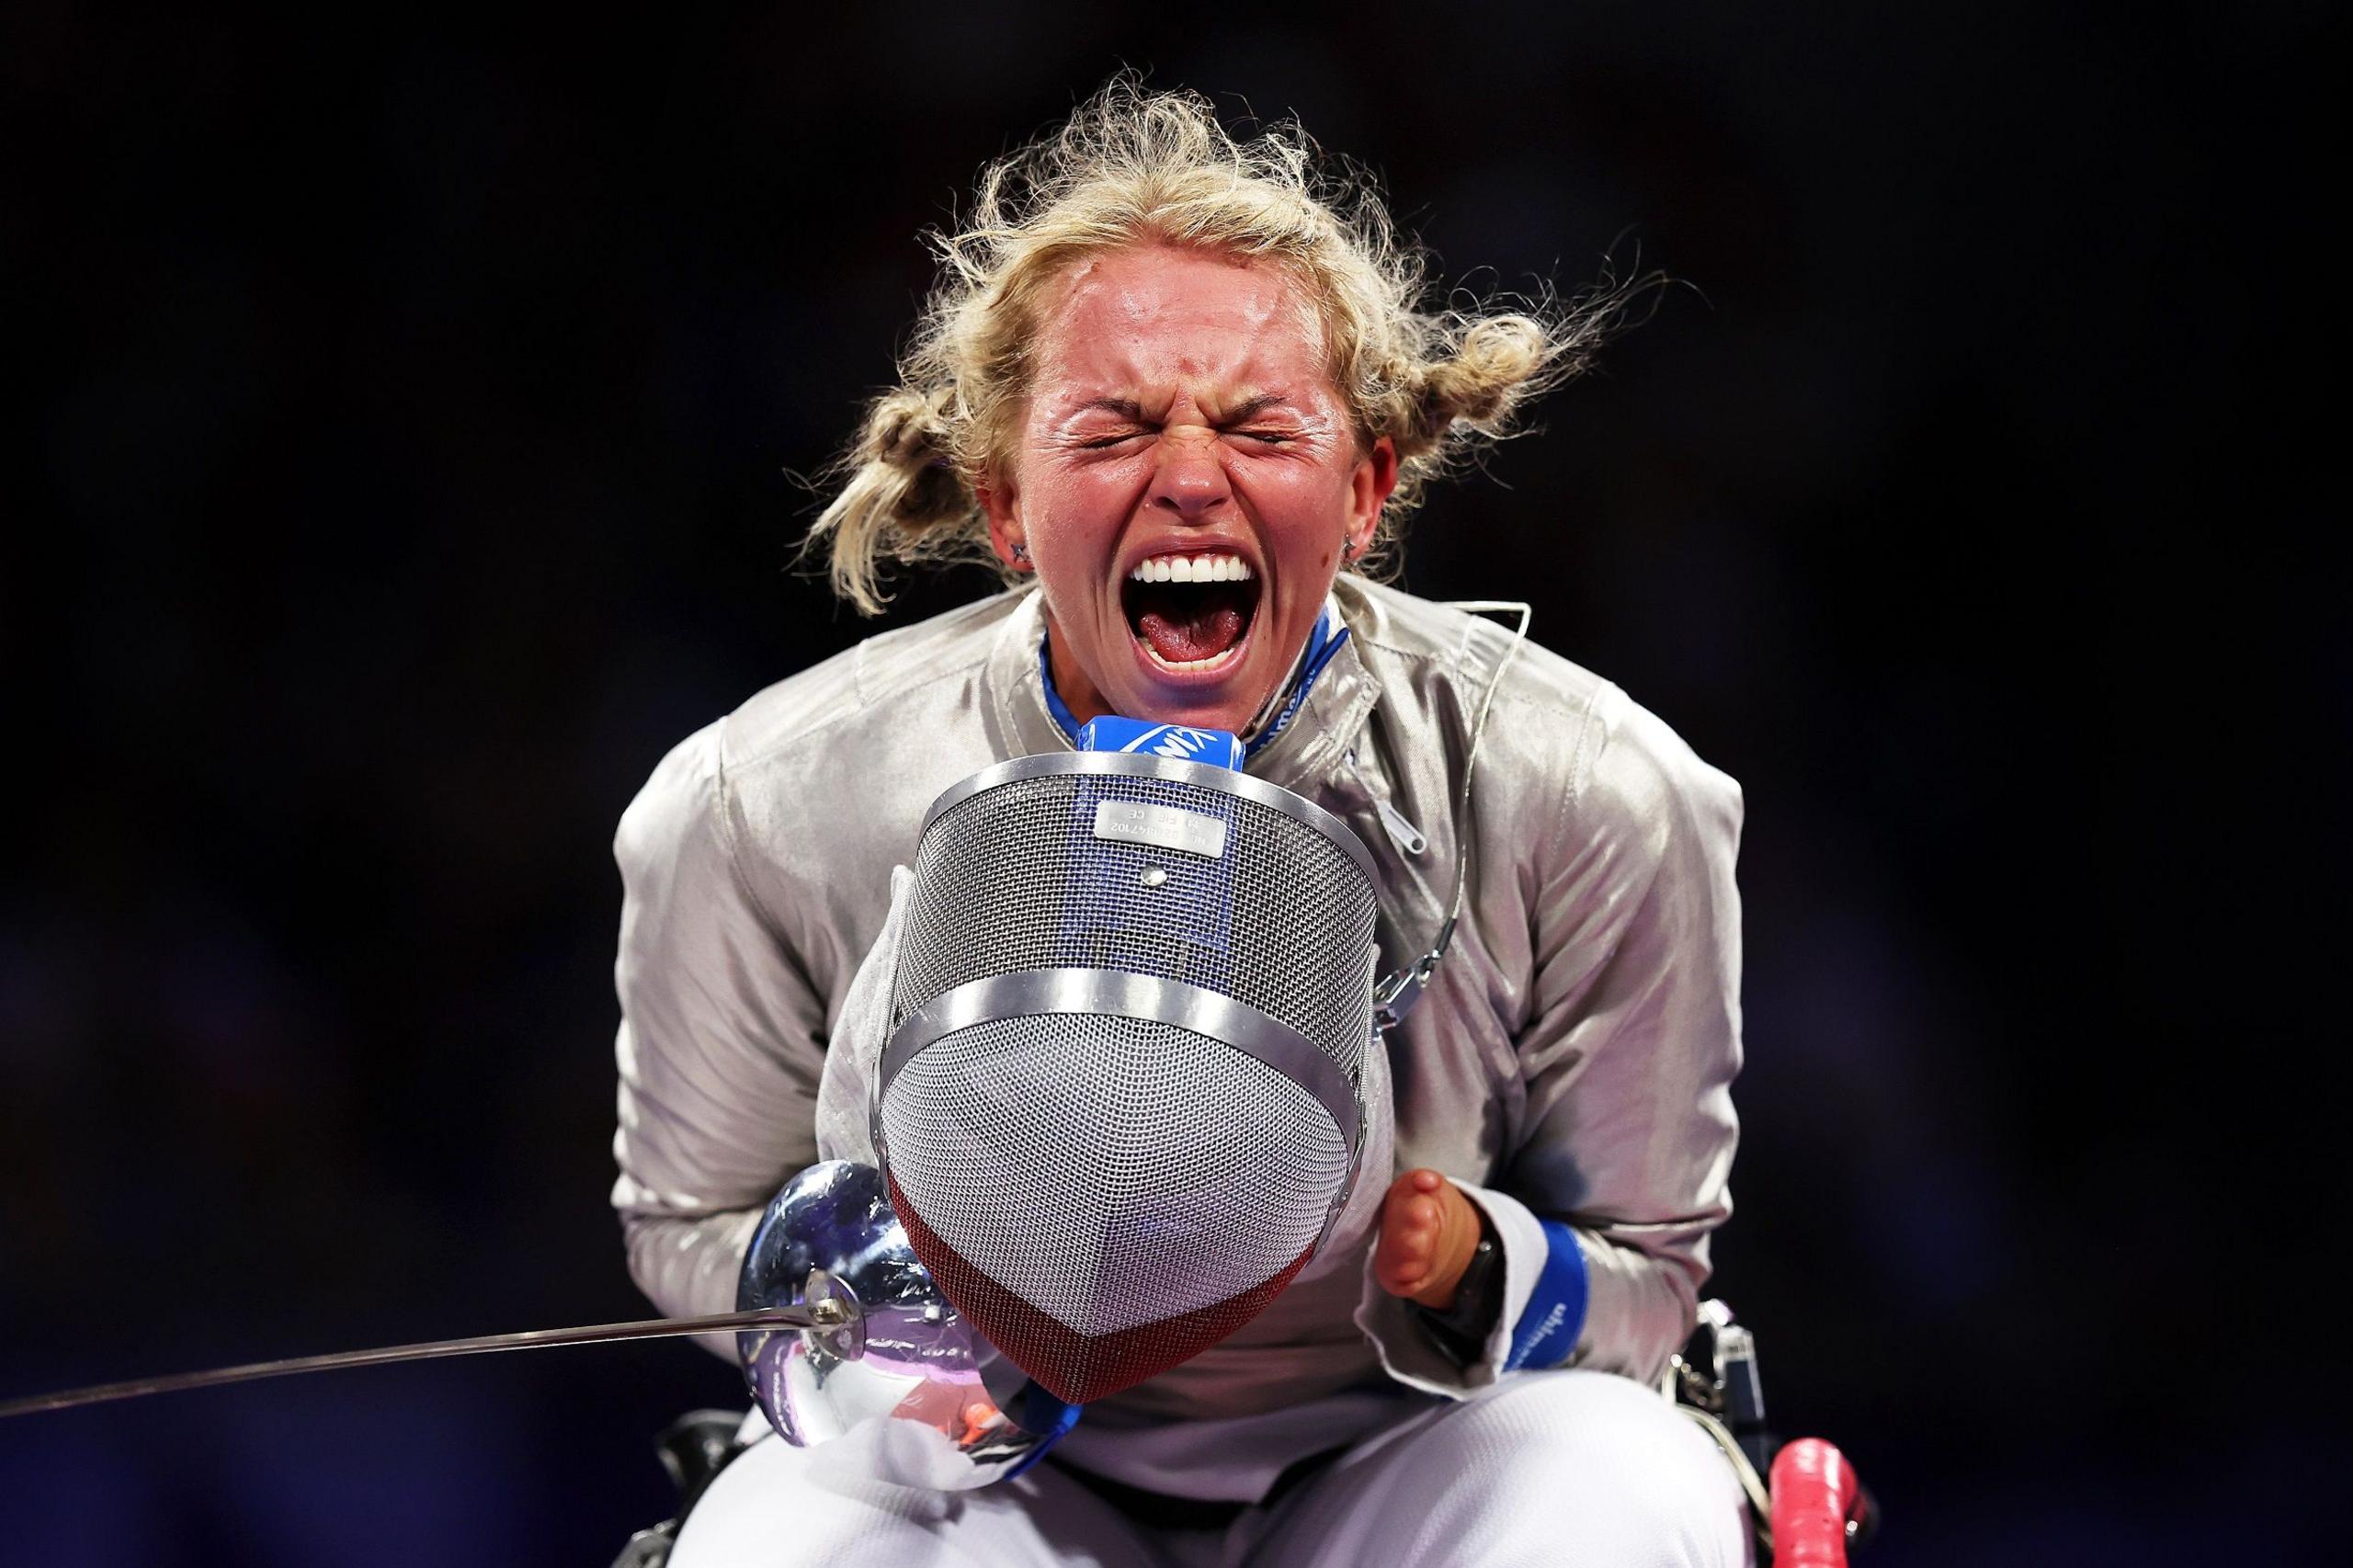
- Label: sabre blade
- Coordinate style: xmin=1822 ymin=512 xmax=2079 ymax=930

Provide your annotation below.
xmin=0 ymin=1305 xmax=819 ymax=1418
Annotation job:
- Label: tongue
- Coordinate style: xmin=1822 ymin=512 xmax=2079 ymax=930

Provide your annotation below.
xmin=1138 ymin=591 xmax=1248 ymax=665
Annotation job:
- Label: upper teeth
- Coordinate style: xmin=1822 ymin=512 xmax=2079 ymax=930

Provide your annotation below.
xmin=1129 ymin=553 xmax=1253 ymax=584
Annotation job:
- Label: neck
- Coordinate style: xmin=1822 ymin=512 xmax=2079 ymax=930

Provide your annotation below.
xmin=1041 ymin=624 xmax=1118 ymax=728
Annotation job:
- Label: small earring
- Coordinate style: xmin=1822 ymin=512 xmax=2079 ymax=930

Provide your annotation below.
xmin=1011 ymin=541 xmax=1030 ymax=565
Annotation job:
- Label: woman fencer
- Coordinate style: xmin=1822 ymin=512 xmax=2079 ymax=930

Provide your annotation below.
xmin=610 ymin=80 xmax=1751 ymax=1566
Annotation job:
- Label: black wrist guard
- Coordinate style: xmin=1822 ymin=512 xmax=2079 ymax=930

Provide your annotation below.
xmin=1409 ymin=1207 xmax=1503 ymax=1368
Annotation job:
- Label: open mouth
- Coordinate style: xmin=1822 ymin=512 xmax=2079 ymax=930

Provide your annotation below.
xmin=1121 ymin=553 xmax=1261 ymax=672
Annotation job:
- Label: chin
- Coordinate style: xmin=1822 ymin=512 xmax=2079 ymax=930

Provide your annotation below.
xmin=1127 ymin=692 xmax=1263 ymax=737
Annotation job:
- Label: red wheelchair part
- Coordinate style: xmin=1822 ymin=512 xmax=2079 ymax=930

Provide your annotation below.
xmin=1768 ymin=1437 xmax=1870 ymax=1566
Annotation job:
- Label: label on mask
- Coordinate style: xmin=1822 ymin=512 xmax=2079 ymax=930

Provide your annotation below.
xmin=1091 ymin=799 xmax=1230 ymax=859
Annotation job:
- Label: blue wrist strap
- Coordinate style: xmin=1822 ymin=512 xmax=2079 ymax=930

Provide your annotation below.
xmin=1504 ymin=1219 xmax=1591 ymax=1371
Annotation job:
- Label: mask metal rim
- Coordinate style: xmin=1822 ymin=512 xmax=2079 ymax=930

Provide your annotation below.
xmin=877 ymin=968 xmax=1363 ymax=1170
xmin=919 ymin=752 xmax=1381 ymax=889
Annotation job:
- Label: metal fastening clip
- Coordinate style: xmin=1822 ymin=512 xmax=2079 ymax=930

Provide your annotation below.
xmin=1372 ymin=951 xmax=1438 ymax=1034
xmin=1372 ymin=911 xmax=1457 ymax=1035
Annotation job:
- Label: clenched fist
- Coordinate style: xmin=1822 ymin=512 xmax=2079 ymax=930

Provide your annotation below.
xmin=1372 ymin=1167 xmax=1487 ymax=1310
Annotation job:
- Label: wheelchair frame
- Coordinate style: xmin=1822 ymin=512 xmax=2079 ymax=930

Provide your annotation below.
xmin=614 ymin=1301 xmax=1875 ymax=1567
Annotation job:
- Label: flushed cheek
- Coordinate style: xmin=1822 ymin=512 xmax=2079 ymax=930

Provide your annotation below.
xmin=1027 ymin=461 xmax=1147 ymax=549
xmin=1233 ymin=472 xmax=1352 ymax=562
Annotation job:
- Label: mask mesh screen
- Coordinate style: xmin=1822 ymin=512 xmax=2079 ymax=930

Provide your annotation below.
xmin=895 ymin=771 xmax=1379 ymax=1072
xmin=880 ymin=1011 xmax=1351 ymax=1403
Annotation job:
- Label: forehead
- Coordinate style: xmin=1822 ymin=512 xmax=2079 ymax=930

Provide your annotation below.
xmin=1030 ymin=244 xmax=1325 ymax=396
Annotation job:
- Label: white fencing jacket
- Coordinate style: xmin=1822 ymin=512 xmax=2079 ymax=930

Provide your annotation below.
xmin=610 ymin=576 xmax=1745 ymax=1501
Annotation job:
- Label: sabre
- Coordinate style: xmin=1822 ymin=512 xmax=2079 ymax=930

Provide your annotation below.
xmin=0 ymin=1302 xmax=843 ymax=1419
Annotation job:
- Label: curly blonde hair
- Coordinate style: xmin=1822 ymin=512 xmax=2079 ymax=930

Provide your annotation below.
xmin=807 ymin=78 xmax=1639 ymax=615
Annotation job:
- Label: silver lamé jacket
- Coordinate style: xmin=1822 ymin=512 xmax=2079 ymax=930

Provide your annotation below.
xmin=610 ymin=576 xmax=1745 ymax=1501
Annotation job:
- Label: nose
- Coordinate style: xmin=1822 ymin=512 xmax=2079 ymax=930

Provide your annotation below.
xmin=1145 ymin=423 xmax=1232 ymax=522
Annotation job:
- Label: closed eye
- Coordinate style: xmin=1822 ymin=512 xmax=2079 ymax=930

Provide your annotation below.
xmin=1070 ymin=424 xmax=1299 ymax=449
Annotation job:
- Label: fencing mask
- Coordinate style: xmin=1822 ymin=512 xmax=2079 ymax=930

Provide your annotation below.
xmin=871 ymin=719 xmax=1381 ymax=1405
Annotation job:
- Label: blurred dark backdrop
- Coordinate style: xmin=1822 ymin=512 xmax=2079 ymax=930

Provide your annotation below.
xmin=2 ymin=5 xmax=2338 ymax=1564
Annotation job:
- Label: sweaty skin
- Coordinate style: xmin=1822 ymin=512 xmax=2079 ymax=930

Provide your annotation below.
xmin=978 ymin=242 xmax=1396 ymax=737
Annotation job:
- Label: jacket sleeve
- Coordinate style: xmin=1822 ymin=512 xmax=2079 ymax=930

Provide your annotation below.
xmin=609 ymin=721 xmax=832 ymax=1356
xmin=1500 ymin=687 xmax=1746 ymax=1384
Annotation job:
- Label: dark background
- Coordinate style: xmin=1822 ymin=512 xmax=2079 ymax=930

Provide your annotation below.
xmin=2 ymin=5 xmax=2338 ymax=1563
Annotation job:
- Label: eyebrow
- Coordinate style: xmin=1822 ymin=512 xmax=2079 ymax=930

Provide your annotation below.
xmin=1218 ymin=392 xmax=1295 ymax=423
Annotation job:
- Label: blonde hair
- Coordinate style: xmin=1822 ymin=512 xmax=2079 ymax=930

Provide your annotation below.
xmin=807 ymin=77 xmax=1643 ymax=615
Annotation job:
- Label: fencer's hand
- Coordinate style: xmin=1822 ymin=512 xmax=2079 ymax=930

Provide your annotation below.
xmin=1372 ymin=1168 xmax=1485 ymax=1311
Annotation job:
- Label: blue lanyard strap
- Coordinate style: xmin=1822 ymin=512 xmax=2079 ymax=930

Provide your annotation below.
xmin=1039 ymin=601 xmax=1348 ymax=757
xmin=1247 ymin=602 xmax=1347 ymax=758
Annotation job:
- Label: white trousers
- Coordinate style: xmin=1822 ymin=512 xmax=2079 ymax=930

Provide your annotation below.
xmin=669 ymin=1369 xmax=1754 ymax=1568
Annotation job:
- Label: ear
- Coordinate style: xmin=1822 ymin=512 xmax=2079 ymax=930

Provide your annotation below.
xmin=977 ymin=475 xmax=1030 ymax=572
xmin=1345 ymin=436 xmax=1400 ymax=559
